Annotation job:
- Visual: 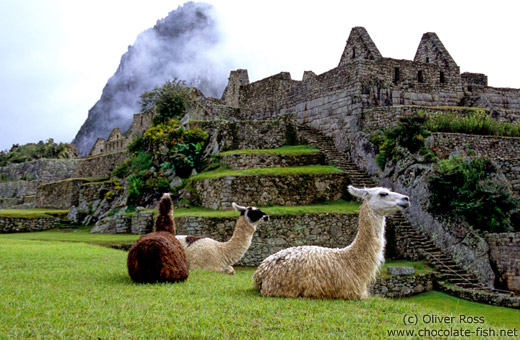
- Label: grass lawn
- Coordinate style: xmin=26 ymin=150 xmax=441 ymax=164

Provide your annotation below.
xmin=190 ymin=165 xmax=342 ymax=181
xmin=0 ymin=208 xmax=69 ymax=219
xmin=218 ymin=145 xmax=320 ymax=156
xmin=0 ymin=238 xmax=518 ymax=339
xmin=0 ymin=227 xmax=140 ymax=247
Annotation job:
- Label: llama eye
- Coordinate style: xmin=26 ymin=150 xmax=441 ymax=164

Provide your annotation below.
xmin=379 ymin=192 xmax=388 ymax=197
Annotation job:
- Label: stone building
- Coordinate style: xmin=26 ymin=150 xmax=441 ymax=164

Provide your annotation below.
xmin=88 ymin=111 xmax=154 ymax=156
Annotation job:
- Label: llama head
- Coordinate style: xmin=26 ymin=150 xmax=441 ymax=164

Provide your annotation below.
xmin=348 ymin=185 xmax=410 ymax=216
xmin=232 ymin=203 xmax=270 ymax=227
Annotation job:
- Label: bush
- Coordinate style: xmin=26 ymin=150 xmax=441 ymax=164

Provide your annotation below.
xmin=138 ymin=79 xmax=194 ymax=125
xmin=371 ymin=112 xmax=432 ymax=168
xmin=428 ymin=155 xmax=519 ymax=233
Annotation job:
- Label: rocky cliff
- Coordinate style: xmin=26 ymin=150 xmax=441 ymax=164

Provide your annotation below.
xmin=73 ymin=2 xmax=233 ymax=155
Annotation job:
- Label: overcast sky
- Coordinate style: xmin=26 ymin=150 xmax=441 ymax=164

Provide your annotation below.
xmin=1 ymin=0 xmax=519 ymax=152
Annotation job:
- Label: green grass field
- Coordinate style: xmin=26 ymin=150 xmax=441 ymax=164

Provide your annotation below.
xmin=0 ymin=235 xmax=518 ymax=339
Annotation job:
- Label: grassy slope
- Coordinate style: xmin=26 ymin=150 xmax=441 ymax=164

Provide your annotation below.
xmin=0 ymin=239 xmax=517 ymax=339
xmin=191 ymin=165 xmax=342 ymax=181
xmin=0 ymin=209 xmax=69 ymax=218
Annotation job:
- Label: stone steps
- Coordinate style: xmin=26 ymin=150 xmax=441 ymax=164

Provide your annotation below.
xmin=391 ymin=214 xmax=494 ymax=292
xmin=295 ymin=125 xmax=377 ymax=188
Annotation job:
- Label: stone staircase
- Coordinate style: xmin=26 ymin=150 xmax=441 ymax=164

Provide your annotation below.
xmin=391 ymin=214 xmax=483 ymax=289
xmin=295 ymin=124 xmax=375 ymax=188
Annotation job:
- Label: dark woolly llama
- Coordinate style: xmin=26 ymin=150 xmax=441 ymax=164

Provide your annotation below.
xmin=127 ymin=193 xmax=189 ymax=283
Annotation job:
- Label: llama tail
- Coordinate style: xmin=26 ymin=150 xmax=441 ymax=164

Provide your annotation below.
xmin=155 ymin=193 xmax=176 ymax=233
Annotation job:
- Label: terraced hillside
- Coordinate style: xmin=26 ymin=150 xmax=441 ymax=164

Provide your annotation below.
xmin=175 ymin=145 xmax=362 ymax=265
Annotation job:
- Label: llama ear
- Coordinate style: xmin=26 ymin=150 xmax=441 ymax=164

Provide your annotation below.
xmin=348 ymin=185 xmax=367 ymax=199
xmin=232 ymin=202 xmax=246 ymax=212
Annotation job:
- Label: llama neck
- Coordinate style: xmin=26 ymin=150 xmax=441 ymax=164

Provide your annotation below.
xmin=222 ymin=215 xmax=255 ymax=264
xmin=341 ymin=201 xmax=386 ymax=268
xmin=154 ymin=196 xmax=176 ymax=234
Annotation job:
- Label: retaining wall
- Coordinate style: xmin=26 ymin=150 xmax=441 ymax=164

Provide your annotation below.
xmin=488 ymin=232 xmax=520 ymax=293
xmin=220 ymin=152 xmax=324 ymax=170
xmin=0 ymin=216 xmax=59 ymax=233
xmin=73 ymin=152 xmax=127 ymax=178
xmin=370 ymin=273 xmax=434 ymax=298
xmin=193 ymin=173 xmax=348 ymax=209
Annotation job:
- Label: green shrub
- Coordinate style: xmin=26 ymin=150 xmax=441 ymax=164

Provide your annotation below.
xmin=127 ymin=136 xmax=146 ymax=154
xmin=138 ymin=78 xmax=194 ymax=125
xmin=428 ymin=155 xmax=519 ymax=232
xmin=371 ymin=112 xmax=432 ymax=168
xmin=127 ymin=175 xmax=143 ymax=206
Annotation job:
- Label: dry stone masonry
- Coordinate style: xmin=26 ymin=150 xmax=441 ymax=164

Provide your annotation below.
xmin=193 ymin=173 xmax=347 ymax=210
xmin=0 ymin=216 xmax=59 ymax=233
xmin=488 ymin=233 xmax=520 ymax=293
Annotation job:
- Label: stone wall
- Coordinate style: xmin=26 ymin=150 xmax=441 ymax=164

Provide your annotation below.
xmin=36 ymin=179 xmax=91 ymax=209
xmin=0 ymin=195 xmax=35 ymax=209
xmin=488 ymin=232 xmax=520 ymax=293
xmin=439 ymin=284 xmax=520 ymax=309
xmin=351 ymin=132 xmax=496 ymax=286
xmin=191 ymin=118 xmax=294 ymax=155
xmin=0 ymin=181 xmax=39 ymax=199
xmin=0 ymin=159 xmax=80 ymax=183
xmin=0 ymin=216 xmax=59 ymax=233
xmin=370 ymin=273 xmax=434 ymax=298
xmin=89 ymin=209 xmax=155 ymax=235
xmin=0 ymin=159 xmax=81 ymax=209
xmin=496 ymin=158 xmax=520 ymax=194
xmin=193 ymin=173 xmax=348 ymax=210
xmin=429 ymin=133 xmax=520 ymax=160
xmin=220 ymin=152 xmax=324 ymax=170
xmin=73 ymin=152 xmax=127 ymax=178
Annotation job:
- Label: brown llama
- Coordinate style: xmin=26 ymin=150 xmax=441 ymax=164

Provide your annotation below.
xmin=127 ymin=193 xmax=189 ymax=283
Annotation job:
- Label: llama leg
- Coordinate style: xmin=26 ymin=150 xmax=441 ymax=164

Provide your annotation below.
xmin=224 ymin=266 xmax=235 ymax=275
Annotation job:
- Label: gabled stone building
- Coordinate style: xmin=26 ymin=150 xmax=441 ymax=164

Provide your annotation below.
xmin=88 ymin=111 xmax=154 ymax=156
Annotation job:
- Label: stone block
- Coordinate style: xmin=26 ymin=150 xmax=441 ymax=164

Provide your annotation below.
xmin=387 ymin=266 xmax=415 ymax=276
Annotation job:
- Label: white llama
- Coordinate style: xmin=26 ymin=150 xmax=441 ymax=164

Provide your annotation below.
xmin=253 ymin=185 xmax=410 ymax=299
xmin=176 ymin=203 xmax=269 ymax=275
